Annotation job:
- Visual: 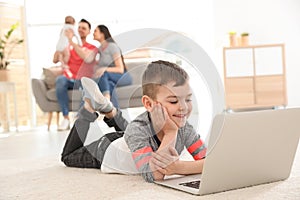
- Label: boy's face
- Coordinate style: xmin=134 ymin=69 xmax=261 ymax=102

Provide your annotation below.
xmin=155 ymin=80 xmax=192 ymax=128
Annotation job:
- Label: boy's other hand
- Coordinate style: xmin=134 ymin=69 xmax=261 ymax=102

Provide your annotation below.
xmin=154 ymin=147 xmax=179 ymax=175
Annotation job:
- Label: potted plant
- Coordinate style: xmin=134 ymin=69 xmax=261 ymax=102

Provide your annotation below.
xmin=228 ymin=31 xmax=238 ymax=47
xmin=240 ymin=32 xmax=249 ymax=46
xmin=0 ymin=22 xmax=24 ymax=70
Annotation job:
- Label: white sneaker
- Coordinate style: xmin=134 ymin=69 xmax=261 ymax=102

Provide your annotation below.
xmin=58 ymin=118 xmax=70 ymax=131
xmin=81 ymin=77 xmax=113 ymax=113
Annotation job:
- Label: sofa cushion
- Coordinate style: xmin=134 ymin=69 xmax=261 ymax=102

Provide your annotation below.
xmin=115 ymin=84 xmax=142 ymax=100
xmin=125 ymin=60 xmax=149 ymax=85
xmin=43 ymin=66 xmax=63 ymax=89
xmin=46 ymin=88 xmax=83 ymax=102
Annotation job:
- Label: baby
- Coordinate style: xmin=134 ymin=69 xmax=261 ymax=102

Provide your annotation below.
xmin=56 ymin=16 xmax=82 ymax=65
xmin=55 ymin=15 xmax=82 ymax=77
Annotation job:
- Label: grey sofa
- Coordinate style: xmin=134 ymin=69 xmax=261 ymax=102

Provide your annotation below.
xmin=31 ymin=60 xmax=149 ymax=130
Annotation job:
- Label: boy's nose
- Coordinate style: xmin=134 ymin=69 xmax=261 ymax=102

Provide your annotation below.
xmin=179 ymin=101 xmax=188 ymax=110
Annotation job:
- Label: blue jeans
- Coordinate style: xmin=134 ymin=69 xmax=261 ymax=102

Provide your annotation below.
xmin=56 ymin=75 xmax=82 ymax=116
xmin=96 ymin=72 xmax=132 ymax=108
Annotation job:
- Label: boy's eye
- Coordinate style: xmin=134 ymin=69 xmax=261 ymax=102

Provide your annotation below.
xmin=168 ymin=100 xmax=178 ymax=104
xmin=186 ymin=99 xmax=192 ymax=102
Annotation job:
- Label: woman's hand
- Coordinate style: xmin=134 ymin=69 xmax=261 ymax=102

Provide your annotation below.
xmin=93 ymin=67 xmax=107 ymax=78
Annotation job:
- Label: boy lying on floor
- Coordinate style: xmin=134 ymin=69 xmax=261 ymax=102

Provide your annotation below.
xmin=61 ymin=60 xmax=206 ymax=182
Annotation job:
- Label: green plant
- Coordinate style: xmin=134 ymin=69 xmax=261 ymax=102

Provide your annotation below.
xmin=228 ymin=31 xmax=237 ymax=36
xmin=0 ymin=22 xmax=24 ymax=70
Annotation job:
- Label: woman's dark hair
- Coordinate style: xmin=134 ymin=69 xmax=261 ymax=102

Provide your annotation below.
xmin=97 ymin=25 xmax=115 ymax=43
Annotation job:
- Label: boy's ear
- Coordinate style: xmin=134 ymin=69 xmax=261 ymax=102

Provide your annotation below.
xmin=142 ymin=95 xmax=154 ymax=111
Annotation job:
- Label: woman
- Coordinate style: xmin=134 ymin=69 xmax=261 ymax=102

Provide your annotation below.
xmin=66 ymin=24 xmax=132 ymax=107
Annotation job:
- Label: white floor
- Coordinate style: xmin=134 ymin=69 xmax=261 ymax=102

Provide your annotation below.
xmin=0 ymin=107 xmax=208 ymax=161
xmin=0 ymin=108 xmax=300 ymax=200
xmin=0 ymin=107 xmax=144 ymax=160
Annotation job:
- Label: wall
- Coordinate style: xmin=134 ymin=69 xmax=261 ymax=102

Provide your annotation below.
xmin=213 ymin=0 xmax=300 ymax=107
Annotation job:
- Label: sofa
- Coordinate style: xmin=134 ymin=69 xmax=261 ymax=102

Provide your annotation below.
xmin=31 ymin=60 xmax=150 ymax=130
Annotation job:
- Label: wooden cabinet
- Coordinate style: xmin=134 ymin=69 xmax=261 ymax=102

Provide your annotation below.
xmin=223 ymin=44 xmax=287 ymax=110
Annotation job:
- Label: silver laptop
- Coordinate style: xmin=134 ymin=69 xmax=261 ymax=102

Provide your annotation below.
xmin=154 ymin=108 xmax=300 ymax=195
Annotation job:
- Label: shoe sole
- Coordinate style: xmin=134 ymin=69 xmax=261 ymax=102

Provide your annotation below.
xmin=81 ymin=77 xmax=106 ymax=105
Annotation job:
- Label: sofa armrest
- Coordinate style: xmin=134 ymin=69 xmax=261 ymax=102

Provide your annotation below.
xmin=31 ymin=78 xmax=51 ymax=112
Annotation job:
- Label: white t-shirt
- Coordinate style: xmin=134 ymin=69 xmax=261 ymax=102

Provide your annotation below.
xmin=101 ymin=137 xmax=139 ymax=174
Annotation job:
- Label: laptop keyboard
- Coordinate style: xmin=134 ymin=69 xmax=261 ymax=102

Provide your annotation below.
xmin=179 ymin=180 xmax=201 ymax=189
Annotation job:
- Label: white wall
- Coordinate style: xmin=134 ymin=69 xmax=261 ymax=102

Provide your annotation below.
xmin=213 ymin=0 xmax=300 ymax=107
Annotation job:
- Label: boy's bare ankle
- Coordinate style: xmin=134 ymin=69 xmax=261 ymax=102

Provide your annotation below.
xmin=104 ymin=108 xmax=116 ymax=119
xmin=84 ymin=98 xmax=95 ymax=113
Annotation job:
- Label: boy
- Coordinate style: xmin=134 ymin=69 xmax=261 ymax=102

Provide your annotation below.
xmin=61 ymin=60 xmax=206 ymax=182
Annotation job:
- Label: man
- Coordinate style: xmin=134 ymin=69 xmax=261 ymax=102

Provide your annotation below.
xmin=53 ymin=18 xmax=97 ymax=131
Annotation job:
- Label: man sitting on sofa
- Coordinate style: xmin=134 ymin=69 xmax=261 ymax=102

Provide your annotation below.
xmin=52 ymin=18 xmax=97 ymax=131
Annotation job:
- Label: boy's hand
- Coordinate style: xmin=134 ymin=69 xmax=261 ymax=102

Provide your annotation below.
xmin=150 ymin=103 xmax=178 ymax=135
xmin=152 ymin=147 xmax=179 ymax=176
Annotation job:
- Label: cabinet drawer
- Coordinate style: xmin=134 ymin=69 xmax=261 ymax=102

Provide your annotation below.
xmin=255 ymin=76 xmax=286 ymax=105
xmin=225 ymin=77 xmax=255 ymax=107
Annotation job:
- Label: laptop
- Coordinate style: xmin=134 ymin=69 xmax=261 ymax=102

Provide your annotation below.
xmin=154 ymin=108 xmax=300 ymax=195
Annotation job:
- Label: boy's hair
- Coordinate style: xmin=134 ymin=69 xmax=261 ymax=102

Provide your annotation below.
xmin=142 ymin=60 xmax=189 ymax=99
xmin=79 ymin=18 xmax=91 ymax=30
xmin=65 ymin=16 xmax=75 ymax=25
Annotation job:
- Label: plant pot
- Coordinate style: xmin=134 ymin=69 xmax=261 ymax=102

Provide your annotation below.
xmin=0 ymin=69 xmax=9 ymax=81
xmin=229 ymin=34 xmax=238 ymax=47
xmin=240 ymin=36 xmax=249 ymax=46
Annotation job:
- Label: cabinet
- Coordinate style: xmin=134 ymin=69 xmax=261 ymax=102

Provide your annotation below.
xmin=223 ymin=44 xmax=287 ymax=110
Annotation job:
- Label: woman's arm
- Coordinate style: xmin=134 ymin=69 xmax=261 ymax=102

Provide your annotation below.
xmin=94 ymin=53 xmax=125 ymax=78
xmin=97 ymin=53 xmax=125 ymax=74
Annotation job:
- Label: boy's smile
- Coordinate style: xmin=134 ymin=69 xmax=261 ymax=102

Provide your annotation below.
xmin=155 ymin=81 xmax=193 ymax=127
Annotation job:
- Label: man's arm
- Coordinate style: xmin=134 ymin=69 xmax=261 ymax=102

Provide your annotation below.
xmin=53 ymin=51 xmax=61 ymax=64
